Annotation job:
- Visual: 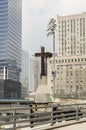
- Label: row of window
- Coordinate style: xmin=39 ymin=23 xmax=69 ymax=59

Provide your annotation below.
xmin=50 ymin=58 xmax=86 ymax=64
xmin=59 ymin=52 xmax=86 ymax=56
xmin=58 ymin=18 xmax=85 ymax=25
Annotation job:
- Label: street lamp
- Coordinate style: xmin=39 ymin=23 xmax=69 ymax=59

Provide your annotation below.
xmin=47 ymin=18 xmax=57 ymax=101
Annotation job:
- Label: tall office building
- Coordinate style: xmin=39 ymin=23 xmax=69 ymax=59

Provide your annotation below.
xmin=30 ymin=57 xmax=41 ymax=93
xmin=20 ymin=50 xmax=29 ymax=98
xmin=0 ymin=0 xmax=22 ymax=98
xmin=58 ymin=13 xmax=86 ymax=56
xmin=47 ymin=13 xmax=86 ymax=98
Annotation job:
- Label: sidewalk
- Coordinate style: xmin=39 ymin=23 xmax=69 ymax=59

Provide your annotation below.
xmin=32 ymin=118 xmax=86 ymax=130
xmin=53 ymin=121 xmax=86 ymax=130
xmin=1 ymin=118 xmax=86 ymax=130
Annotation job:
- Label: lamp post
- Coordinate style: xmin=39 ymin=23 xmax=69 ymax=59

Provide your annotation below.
xmin=47 ymin=18 xmax=57 ymax=101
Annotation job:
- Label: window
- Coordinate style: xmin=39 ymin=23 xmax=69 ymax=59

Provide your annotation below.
xmin=78 ymin=59 xmax=80 ymax=62
xmin=70 ymin=66 xmax=72 ymax=69
xmin=71 ymin=59 xmax=73 ymax=62
xmin=81 ymin=58 xmax=83 ymax=61
xmin=70 ymin=71 xmax=73 ymax=76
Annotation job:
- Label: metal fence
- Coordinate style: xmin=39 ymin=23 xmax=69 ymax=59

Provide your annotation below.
xmin=0 ymin=103 xmax=86 ymax=129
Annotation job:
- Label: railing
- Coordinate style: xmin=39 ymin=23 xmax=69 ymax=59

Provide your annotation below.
xmin=0 ymin=103 xmax=86 ymax=129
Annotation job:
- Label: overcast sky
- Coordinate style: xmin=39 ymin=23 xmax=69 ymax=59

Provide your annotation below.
xmin=22 ymin=0 xmax=86 ymax=56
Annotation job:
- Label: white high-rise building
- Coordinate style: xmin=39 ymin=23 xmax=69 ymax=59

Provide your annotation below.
xmin=47 ymin=13 xmax=86 ymax=98
xmin=30 ymin=57 xmax=41 ymax=93
xmin=20 ymin=50 xmax=29 ymax=98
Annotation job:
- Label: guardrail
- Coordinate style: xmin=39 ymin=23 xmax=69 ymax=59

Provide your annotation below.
xmin=0 ymin=103 xmax=86 ymax=129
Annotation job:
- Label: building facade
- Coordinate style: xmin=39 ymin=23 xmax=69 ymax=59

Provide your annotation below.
xmin=0 ymin=0 xmax=22 ymax=98
xmin=47 ymin=13 xmax=86 ymax=98
xmin=30 ymin=57 xmax=41 ymax=93
xmin=47 ymin=55 xmax=86 ymax=98
xmin=58 ymin=13 xmax=86 ymax=56
xmin=20 ymin=50 xmax=29 ymax=98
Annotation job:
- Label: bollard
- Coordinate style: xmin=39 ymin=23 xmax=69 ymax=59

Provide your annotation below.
xmin=29 ymin=104 xmax=34 ymax=128
xmin=76 ymin=105 xmax=79 ymax=120
xmin=13 ymin=110 xmax=16 ymax=130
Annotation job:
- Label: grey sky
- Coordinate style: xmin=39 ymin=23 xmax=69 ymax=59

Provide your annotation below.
xmin=22 ymin=0 xmax=86 ymax=56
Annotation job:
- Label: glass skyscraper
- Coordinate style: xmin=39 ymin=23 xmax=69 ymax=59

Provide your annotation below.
xmin=0 ymin=0 xmax=22 ymax=98
xmin=0 ymin=0 xmax=22 ymax=81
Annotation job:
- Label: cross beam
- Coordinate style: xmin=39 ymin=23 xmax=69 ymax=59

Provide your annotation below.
xmin=35 ymin=47 xmax=52 ymax=77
